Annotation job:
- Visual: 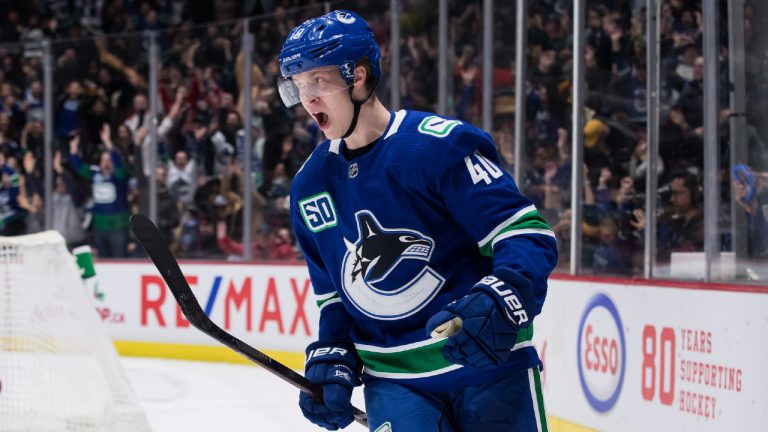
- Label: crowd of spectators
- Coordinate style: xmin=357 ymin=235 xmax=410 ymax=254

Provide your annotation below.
xmin=0 ymin=0 xmax=335 ymax=260
xmin=510 ymin=0 xmax=768 ymax=276
xmin=0 ymin=0 xmax=766 ymax=277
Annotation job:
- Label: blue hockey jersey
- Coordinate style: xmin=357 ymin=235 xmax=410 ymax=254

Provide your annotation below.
xmin=290 ymin=110 xmax=558 ymax=391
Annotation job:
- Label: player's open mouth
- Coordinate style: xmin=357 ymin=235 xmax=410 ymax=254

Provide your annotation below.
xmin=313 ymin=112 xmax=330 ymax=130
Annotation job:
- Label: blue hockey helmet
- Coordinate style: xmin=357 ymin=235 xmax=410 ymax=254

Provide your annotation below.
xmin=278 ymin=10 xmax=381 ymax=107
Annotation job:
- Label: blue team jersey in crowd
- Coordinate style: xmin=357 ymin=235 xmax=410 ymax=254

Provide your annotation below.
xmin=290 ymin=110 xmax=558 ymax=391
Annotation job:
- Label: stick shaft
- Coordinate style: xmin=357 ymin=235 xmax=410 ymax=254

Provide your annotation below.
xmin=129 ymin=214 xmax=368 ymax=427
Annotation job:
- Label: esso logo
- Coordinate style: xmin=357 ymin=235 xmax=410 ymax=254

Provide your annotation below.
xmin=577 ymin=293 xmax=626 ymax=412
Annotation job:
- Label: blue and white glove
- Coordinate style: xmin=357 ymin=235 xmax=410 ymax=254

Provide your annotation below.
xmin=426 ymin=267 xmax=535 ymax=369
xmin=299 ymin=341 xmax=361 ymax=430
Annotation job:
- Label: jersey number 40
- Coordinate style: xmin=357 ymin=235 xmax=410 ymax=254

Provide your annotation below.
xmin=465 ymin=152 xmax=503 ymax=185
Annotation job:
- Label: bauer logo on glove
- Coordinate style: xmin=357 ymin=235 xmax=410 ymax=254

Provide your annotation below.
xmin=306 ymin=346 xmax=349 ymax=360
xmin=426 ymin=267 xmax=536 ymax=369
xmin=333 ymin=367 xmax=353 ymax=383
xmin=480 ymin=275 xmax=530 ymax=326
xmin=300 ymin=341 xmax=362 ymax=430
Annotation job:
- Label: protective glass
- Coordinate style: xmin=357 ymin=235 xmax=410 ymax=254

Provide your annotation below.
xmin=278 ymin=67 xmax=352 ymax=107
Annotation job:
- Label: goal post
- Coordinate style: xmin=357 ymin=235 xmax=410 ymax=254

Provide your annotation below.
xmin=0 ymin=231 xmax=152 ymax=431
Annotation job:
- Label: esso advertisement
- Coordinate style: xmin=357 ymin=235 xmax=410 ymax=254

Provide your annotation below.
xmin=532 ymin=277 xmax=768 ymax=431
xmin=577 ymin=293 xmax=625 ymax=413
xmin=93 ymin=262 xmax=318 ymax=353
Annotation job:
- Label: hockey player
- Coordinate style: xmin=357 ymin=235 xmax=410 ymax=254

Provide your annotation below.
xmin=279 ymin=10 xmax=558 ymax=431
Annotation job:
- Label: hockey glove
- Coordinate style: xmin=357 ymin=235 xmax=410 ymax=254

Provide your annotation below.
xmin=426 ymin=267 xmax=535 ymax=369
xmin=299 ymin=341 xmax=361 ymax=430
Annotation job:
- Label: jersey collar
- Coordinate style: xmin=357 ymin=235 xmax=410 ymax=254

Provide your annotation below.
xmin=328 ymin=110 xmax=406 ymax=155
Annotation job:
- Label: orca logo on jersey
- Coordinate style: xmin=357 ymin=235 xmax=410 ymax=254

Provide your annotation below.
xmin=347 ymin=213 xmax=431 ymax=282
xmin=341 ymin=210 xmax=445 ymax=320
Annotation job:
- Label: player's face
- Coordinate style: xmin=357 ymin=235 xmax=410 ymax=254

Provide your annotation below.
xmin=291 ymin=68 xmax=354 ymax=139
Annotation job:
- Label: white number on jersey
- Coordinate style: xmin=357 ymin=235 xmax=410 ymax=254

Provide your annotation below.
xmin=464 ymin=152 xmax=503 ymax=185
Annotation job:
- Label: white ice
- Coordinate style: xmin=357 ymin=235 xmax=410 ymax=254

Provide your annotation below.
xmin=121 ymin=357 xmax=367 ymax=432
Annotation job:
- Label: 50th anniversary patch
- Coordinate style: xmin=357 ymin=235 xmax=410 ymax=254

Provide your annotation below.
xmin=299 ymin=192 xmax=338 ymax=232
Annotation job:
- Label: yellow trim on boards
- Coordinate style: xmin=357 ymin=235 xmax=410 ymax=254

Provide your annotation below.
xmin=114 ymin=342 xmax=597 ymax=432
xmin=546 ymin=416 xmax=598 ymax=432
xmin=113 ymin=341 xmax=306 ymax=370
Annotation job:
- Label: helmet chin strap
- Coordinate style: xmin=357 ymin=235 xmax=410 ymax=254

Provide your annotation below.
xmin=341 ymin=86 xmax=377 ymax=139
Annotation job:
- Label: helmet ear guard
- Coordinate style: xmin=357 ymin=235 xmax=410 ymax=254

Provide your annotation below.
xmin=339 ymin=61 xmax=356 ymax=85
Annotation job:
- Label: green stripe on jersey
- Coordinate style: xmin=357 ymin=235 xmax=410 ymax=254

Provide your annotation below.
xmin=357 ymin=325 xmax=534 ymax=377
xmin=517 ymin=324 xmax=534 ymax=344
xmin=479 ymin=209 xmax=553 ymax=256
xmin=316 ymin=293 xmax=339 ymax=308
xmin=357 ymin=339 xmax=452 ymax=375
xmin=533 ymin=367 xmax=549 ymax=432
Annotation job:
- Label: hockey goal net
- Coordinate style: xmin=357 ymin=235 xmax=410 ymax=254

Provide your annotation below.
xmin=0 ymin=231 xmax=152 ymax=431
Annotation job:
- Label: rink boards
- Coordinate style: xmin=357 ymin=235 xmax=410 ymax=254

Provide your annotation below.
xmin=92 ymin=261 xmax=768 ymax=431
xmin=533 ymin=275 xmax=767 ymax=431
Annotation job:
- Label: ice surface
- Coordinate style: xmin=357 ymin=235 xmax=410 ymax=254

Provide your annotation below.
xmin=121 ymin=357 xmax=366 ymax=432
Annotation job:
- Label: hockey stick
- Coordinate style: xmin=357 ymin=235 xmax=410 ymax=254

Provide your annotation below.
xmin=129 ymin=214 xmax=368 ymax=428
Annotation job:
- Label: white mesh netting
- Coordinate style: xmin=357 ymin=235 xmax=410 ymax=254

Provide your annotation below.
xmin=0 ymin=231 xmax=152 ymax=431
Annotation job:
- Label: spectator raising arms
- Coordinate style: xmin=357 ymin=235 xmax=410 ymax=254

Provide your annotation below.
xmin=68 ymin=125 xmax=129 ymax=258
xmin=51 ymin=150 xmax=87 ymax=249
